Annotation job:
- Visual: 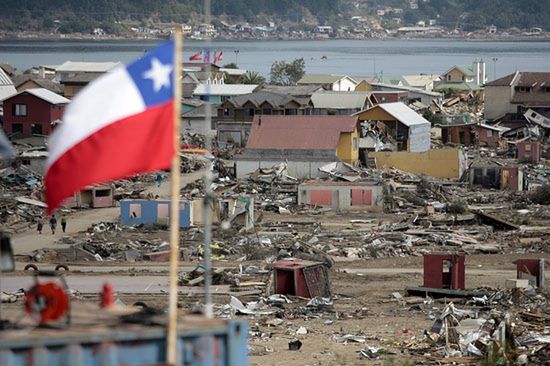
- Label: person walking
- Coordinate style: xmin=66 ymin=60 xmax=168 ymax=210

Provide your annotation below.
xmin=49 ymin=215 xmax=57 ymax=234
xmin=36 ymin=217 xmax=44 ymax=234
xmin=61 ymin=216 xmax=67 ymax=233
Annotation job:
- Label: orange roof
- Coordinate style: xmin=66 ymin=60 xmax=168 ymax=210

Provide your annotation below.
xmin=245 ymin=115 xmax=358 ymax=150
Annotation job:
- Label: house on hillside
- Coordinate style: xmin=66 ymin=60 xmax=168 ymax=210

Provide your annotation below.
xmin=297 ymin=74 xmax=358 ymax=91
xmin=216 ymin=91 xmax=311 ymax=147
xmin=484 ymin=72 xmax=550 ymax=121
xmin=235 ymin=115 xmax=360 ymax=179
xmin=354 ymin=102 xmax=431 ymax=153
xmin=434 ymin=60 xmax=487 ymax=93
xmin=0 ymin=67 xmax=17 ymax=101
xmin=1 ymin=88 xmax=69 ymax=135
xmin=311 ymin=90 xmax=370 ymax=115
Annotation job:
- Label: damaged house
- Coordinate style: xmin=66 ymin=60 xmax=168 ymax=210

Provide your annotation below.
xmin=235 ymin=115 xmax=360 ymax=179
xmin=355 ymin=102 xmax=431 ymax=153
xmin=216 ymin=91 xmax=312 ymax=148
xmin=298 ymin=181 xmax=384 ymax=211
xmin=484 ymin=72 xmax=550 ymax=123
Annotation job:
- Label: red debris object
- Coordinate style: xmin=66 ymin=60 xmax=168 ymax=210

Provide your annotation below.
xmin=273 ymin=259 xmax=331 ymax=298
xmin=423 ymin=254 xmax=465 ymax=290
xmin=25 ymin=282 xmax=69 ymax=323
xmin=513 ymin=259 xmax=549 ymax=288
xmin=100 ymin=282 xmax=115 ymax=308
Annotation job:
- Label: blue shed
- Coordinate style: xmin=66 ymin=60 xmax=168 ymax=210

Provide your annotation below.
xmin=120 ymin=199 xmax=190 ymax=228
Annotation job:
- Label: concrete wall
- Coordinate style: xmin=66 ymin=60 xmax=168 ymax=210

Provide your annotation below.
xmin=181 ymin=118 xmax=215 ymax=136
xmin=236 ymin=159 xmax=334 ymax=179
xmin=371 ymin=148 xmax=466 ymax=179
xmin=484 ymin=85 xmax=515 ymax=120
xmin=298 ymin=183 xmax=384 ymax=211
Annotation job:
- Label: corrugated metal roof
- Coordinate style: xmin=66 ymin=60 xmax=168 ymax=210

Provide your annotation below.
xmin=246 ymin=115 xmax=357 ymax=150
xmin=193 ymin=84 xmax=258 ymax=96
xmin=357 ymin=102 xmax=430 ymax=127
xmin=0 ymin=67 xmax=17 ymax=100
xmin=311 ymin=90 xmax=368 ymax=109
xmin=297 ymin=74 xmax=357 ymax=85
xmin=56 ymin=61 xmax=121 ymax=73
xmin=7 ymin=88 xmax=70 ymax=104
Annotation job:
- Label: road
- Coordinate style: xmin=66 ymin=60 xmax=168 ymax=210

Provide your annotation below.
xmin=11 ymin=169 xmax=207 ymax=255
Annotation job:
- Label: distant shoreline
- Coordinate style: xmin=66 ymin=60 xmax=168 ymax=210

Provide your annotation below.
xmin=1 ymin=34 xmax=549 ymax=43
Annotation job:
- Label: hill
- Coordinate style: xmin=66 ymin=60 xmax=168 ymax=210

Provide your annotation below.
xmin=0 ymin=0 xmax=547 ymax=34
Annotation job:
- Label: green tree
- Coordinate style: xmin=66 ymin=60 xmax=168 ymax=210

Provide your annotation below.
xmin=222 ymin=63 xmax=238 ymax=69
xmin=241 ymin=71 xmax=266 ymax=85
xmin=269 ymin=58 xmax=305 ymax=86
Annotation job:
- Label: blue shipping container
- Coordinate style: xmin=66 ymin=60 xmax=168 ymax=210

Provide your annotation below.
xmin=0 ymin=318 xmax=248 ymax=366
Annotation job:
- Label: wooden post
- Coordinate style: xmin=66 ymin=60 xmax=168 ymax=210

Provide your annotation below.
xmin=167 ymin=25 xmax=183 ymax=366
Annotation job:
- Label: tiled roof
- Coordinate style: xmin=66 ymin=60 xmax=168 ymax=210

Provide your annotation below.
xmin=245 ymin=115 xmax=357 ymax=150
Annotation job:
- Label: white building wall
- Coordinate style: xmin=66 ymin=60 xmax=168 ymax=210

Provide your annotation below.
xmin=332 ymin=79 xmax=356 ymax=91
xmin=408 ymin=123 xmax=431 ymax=152
xmin=484 ymin=85 xmax=515 ymax=120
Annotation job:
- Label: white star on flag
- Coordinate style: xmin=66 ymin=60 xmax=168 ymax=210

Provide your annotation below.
xmin=143 ymin=58 xmax=173 ymax=92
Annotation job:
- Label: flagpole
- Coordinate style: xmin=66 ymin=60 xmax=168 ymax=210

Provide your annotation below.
xmin=167 ymin=24 xmax=183 ymax=366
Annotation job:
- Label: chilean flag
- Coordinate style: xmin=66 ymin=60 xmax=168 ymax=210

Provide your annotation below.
xmin=45 ymin=40 xmax=176 ymax=213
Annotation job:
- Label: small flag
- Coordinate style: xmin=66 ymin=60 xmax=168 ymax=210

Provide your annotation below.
xmin=213 ymin=51 xmax=223 ymax=64
xmin=203 ymin=50 xmax=210 ymax=63
xmin=45 ymin=40 xmax=176 ymax=213
xmin=189 ymin=51 xmax=202 ymax=61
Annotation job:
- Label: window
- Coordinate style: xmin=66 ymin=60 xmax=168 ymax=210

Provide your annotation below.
xmin=447 ymin=75 xmax=451 ymax=81
xmin=223 ymin=108 xmax=231 ymax=116
xmin=285 ymin=108 xmax=297 ymax=115
xmin=543 ymin=87 xmax=550 ymax=93
xmin=12 ymin=104 xmax=27 ymax=116
xmin=247 ymin=108 xmax=255 ymax=117
xmin=486 ymin=130 xmax=493 ymax=137
xmin=515 ymin=86 xmax=532 ymax=93
xmin=262 ymin=108 xmax=272 ymax=115
xmin=462 ymin=76 xmax=465 ymax=81
xmin=353 ymin=137 xmax=358 ymax=151
xmin=11 ymin=123 xmax=23 ymax=134
xmin=95 ymin=189 xmax=111 ymax=197
xmin=525 ymin=144 xmax=532 ymax=152
xmin=31 ymin=124 xmax=42 ymax=135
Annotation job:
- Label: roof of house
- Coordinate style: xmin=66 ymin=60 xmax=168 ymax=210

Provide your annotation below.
xmin=434 ymin=81 xmax=482 ymax=91
xmin=225 ymin=91 xmax=304 ymax=108
xmin=372 ymin=82 xmax=443 ymax=97
xmin=193 ymin=83 xmax=259 ymax=96
xmin=56 ymin=61 xmax=121 ymax=73
xmin=402 ymin=74 xmax=440 ymax=87
xmin=311 ymin=90 xmax=369 ymax=109
xmin=61 ymin=72 xmax=102 ymax=83
xmin=3 ymin=88 xmax=70 ymax=104
xmin=0 ymin=64 xmax=16 ymax=77
xmin=443 ymin=65 xmax=475 ymax=77
xmin=12 ymin=75 xmax=64 ymax=94
xmin=0 ymin=67 xmax=17 ymax=100
xmin=182 ymin=103 xmax=217 ymax=118
xmin=297 ymin=74 xmax=357 ymax=85
xmin=355 ymin=102 xmax=431 ymax=127
xmin=260 ymin=84 xmax=323 ymax=96
xmin=484 ymin=72 xmax=518 ymax=87
xmin=246 ymin=115 xmax=358 ymax=150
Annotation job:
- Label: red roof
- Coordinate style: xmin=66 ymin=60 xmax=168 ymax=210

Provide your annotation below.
xmin=245 ymin=115 xmax=358 ymax=150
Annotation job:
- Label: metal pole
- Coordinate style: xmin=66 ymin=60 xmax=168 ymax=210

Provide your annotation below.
xmin=203 ymin=0 xmax=213 ymax=319
xmin=166 ymin=24 xmax=183 ymax=366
